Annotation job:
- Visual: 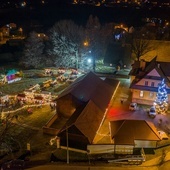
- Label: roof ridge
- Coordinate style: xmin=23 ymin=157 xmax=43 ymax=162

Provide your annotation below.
xmin=114 ymin=120 xmax=126 ymax=137
xmin=145 ymin=121 xmax=161 ymax=140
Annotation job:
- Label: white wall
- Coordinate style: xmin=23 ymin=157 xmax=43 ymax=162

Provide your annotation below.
xmin=135 ymin=140 xmax=157 ymax=148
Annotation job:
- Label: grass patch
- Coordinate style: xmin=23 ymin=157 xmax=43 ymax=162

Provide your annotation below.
xmin=0 ymin=77 xmax=50 ymax=94
xmin=17 ymin=105 xmax=55 ymax=128
xmin=0 ymin=105 xmax=56 ymax=163
xmin=140 ymin=40 xmax=170 ymax=62
xmin=54 ymin=83 xmax=70 ymax=93
xmin=95 ymin=60 xmax=115 ymax=73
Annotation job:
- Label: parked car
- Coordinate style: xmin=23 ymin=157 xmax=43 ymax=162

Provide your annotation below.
xmin=148 ymin=106 xmax=156 ymax=118
xmin=129 ymin=102 xmax=137 ymax=111
xmin=1 ymin=159 xmax=25 ymax=170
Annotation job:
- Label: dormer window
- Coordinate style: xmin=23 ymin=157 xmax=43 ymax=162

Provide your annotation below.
xmin=145 ymin=81 xmax=148 ymax=86
xmin=151 ymin=82 xmax=154 ymax=87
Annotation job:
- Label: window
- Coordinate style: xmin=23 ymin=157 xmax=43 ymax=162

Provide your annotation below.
xmin=140 ymin=91 xmax=144 ymax=97
xmin=145 ymin=81 xmax=148 ymax=86
xmin=150 ymin=92 xmax=154 ymax=98
xmin=151 ymin=82 xmax=154 ymax=87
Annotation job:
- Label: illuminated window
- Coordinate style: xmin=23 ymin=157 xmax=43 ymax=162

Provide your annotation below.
xmin=151 ymin=82 xmax=154 ymax=87
xmin=150 ymin=92 xmax=154 ymax=98
xmin=145 ymin=81 xmax=148 ymax=86
xmin=140 ymin=91 xmax=144 ymax=97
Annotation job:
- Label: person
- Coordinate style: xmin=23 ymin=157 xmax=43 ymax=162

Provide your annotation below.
xmin=50 ymin=152 xmax=57 ymax=162
xmin=158 ymin=119 xmax=162 ymax=126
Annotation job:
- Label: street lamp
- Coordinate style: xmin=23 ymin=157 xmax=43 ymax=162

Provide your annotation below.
xmin=18 ymin=28 xmax=23 ymax=37
xmin=84 ymin=41 xmax=89 ymax=47
xmin=76 ymin=48 xmax=79 ymax=70
xmin=87 ymin=58 xmax=92 ymax=63
xmin=66 ymin=126 xmax=69 ymax=164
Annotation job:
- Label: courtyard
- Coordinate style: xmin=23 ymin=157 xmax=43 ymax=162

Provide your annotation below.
xmin=107 ymin=78 xmax=170 ymax=140
xmin=1 ymin=69 xmax=170 ymax=169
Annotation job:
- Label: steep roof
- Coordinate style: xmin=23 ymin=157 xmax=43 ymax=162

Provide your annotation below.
xmin=58 ymin=71 xmax=119 ymax=112
xmin=110 ymin=120 xmax=161 ymax=145
xmin=74 ymin=100 xmax=104 ymax=143
xmin=57 ymin=72 xmax=120 ymax=145
xmin=58 ymin=100 xmax=107 ymax=144
xmin=130 ymin=56 xmax=170 ymax=78
xmin=130 ymin=56 xmax=170 ymax=90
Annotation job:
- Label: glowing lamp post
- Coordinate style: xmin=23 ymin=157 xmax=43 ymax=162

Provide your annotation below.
xmin=87 ymin=58 xmax=92 ymax=63
xmin=18 ymin=27 xmax=23 ymax=37
xmin=84 ymin=41 xmax=89 ymax=47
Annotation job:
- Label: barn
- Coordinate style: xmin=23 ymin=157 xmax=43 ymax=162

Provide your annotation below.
xmin=56 ymin=72 xmax=120 ymax=150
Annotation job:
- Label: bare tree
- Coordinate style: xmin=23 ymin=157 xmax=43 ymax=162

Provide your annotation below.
xmin=100 ymin=22 xmax=117 ymax=55
xmin=48 ymin=32 xmax=78 ymax=68
xmin=85 ymin=15 xmax=102 ymax=71
xmin=131 ymin=38 xmax=154 ymax=61
xmin=47 ymin=20 xmax=85 ymax=68
xmin=0 ymin=114 xmax=21 ymax=159
xmin=130 ymin=28 xmax=155 ymax=61
xmin=20 ymin=31 xmax=45 ymax=69
xmin=130 ymin=27 xmax=155 ymax=60
xmin=47 ymin=18 xmax=115 ymax=70
xmin=85 ymin=16 xmax=117 ymax=69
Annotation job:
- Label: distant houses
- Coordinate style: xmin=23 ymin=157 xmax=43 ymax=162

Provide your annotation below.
xmin=5 ymin=69 xmax=22 ymax=84
xmin=0 ymin=69 xmax=22 ymax=84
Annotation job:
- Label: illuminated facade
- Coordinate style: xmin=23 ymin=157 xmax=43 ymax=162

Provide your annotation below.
xmin=129 ymin=56 xmax=170 ymax=105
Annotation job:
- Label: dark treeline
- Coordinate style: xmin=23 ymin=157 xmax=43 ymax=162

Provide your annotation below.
xmin=0 ymin=3 xmax=169 ymax=69
xmin=0 ymin=3 xmax=170 ymax=33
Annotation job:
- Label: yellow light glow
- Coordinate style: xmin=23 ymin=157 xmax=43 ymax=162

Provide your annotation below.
xmin=84 ymin=41 xmax=88 ymax=46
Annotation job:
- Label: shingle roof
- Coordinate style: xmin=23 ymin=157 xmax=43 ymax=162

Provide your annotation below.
xmin=110 ymin=120 xmax=161 ymax=145
xmin=130 ymin=56 xmax=170 ymax=89
xmin=130 ymin=56 xmax=170 ymax=77
xmin=74 ymin=100 xmax=104 ymax=143
xmin=58 ymin=71 xmax=119 ymax=112
xmin=57 ymin=72 xmax=120 ymax=144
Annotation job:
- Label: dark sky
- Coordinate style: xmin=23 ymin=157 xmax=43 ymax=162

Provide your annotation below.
xmin=0 ymin=0 xmax=169 ymax=29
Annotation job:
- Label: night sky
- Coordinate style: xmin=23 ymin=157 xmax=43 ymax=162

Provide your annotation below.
xmin=0 ymin=0 xmax=169 ymax=29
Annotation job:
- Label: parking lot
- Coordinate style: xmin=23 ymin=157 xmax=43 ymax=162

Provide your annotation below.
xmin=107 ymin=78 xmax=170 ymax=134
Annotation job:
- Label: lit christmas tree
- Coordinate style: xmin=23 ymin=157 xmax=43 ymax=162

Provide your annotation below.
xmin=154 ymin=79 xmax=168 ymax=114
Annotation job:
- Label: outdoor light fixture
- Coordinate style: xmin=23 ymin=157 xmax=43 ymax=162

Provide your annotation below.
xmin=87 ymin=58 xmax=92 ymax=63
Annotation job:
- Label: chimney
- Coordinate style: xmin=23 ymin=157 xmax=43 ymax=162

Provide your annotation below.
xmin=140 ymin=59 xmax=146 ymax=71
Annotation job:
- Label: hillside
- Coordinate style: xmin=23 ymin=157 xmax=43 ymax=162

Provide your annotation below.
xmin=140 ymin=40 xmax=170 ymax=62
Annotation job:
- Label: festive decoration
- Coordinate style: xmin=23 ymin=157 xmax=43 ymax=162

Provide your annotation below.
xmin=154 ymin=79 xmax=168 ymax=114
